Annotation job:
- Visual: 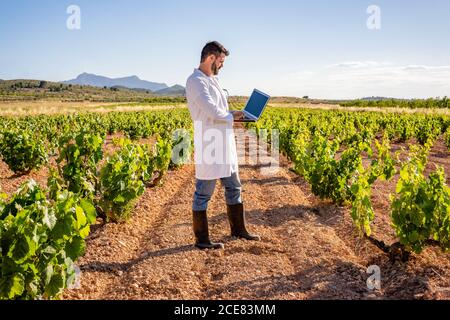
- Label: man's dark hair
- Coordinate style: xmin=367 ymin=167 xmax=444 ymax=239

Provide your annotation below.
xmin=201 ymin=41 xmax=229 ymax=63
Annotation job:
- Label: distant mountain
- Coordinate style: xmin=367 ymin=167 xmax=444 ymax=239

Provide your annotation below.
xmin=155 ymin=84 xmax=186 ymax=96
xmin=63 ymin=73 xmax=169 ymax=92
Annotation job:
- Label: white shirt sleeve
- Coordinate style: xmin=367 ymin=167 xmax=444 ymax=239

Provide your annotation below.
xmin=188 ymin=77 xmax=234 ymax=122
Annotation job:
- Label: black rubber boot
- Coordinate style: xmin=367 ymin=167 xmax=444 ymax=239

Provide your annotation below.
xmin=227 ymin=203 xmax=261 ymax=241
xmin=193 ymin=210 xmax=224 ymax=250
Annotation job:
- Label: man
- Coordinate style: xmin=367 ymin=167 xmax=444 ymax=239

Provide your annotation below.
xmin=186 ymin=41 xmax=261 ymax=250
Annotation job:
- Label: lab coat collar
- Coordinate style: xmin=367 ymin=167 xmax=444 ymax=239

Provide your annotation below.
xmin=194 ymin=68 xmax=219 ymax=81
xmin=194 ymin=68 xmax=209 ymax=78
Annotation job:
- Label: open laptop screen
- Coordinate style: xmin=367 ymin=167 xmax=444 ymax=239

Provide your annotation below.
xmin=244 ymin=90 xmax=270 ymax=119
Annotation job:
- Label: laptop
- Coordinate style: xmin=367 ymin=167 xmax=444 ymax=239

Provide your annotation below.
xmin=234 ymin=89 xmax=271 ymax=122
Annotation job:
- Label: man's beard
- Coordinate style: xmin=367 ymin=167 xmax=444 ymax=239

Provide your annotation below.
xmin=211 ymin=62 xmax=220 ymax=76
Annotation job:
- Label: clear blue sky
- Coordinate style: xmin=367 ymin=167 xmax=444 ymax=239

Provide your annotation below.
xmin=1 ymin=0 xmax=450 ymax=99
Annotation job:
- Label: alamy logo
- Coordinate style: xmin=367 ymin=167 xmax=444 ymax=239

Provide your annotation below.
xmin=67 ymin=5 xmax=81 ymax=30
xmin=367 ymin=5 xmax=381 ymax=30
xmin=191 ymin=122 xmax=280 ymax=176
xmin=367 ymin=265 xmax=381 ymax=290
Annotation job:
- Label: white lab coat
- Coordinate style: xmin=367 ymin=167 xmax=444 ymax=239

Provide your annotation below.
xmin=186 ymin=68 xmax=238 ymax=180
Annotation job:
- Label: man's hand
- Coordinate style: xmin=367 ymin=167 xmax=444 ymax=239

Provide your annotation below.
xmin=230 ymin=110 xmax=244 ymax=121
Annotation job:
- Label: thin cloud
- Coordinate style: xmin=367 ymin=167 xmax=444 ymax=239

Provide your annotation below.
xmin=273 ymin=62 xmax=450 ymax=99
xmin=326 ymin=61 xmax=393 ymax=69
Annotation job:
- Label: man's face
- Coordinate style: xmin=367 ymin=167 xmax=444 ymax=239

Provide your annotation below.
xmin=211 ymin=53 xmax=226 ymax=76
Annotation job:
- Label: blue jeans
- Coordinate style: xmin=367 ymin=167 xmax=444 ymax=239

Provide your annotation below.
xmin=193 ymin=172 xmax=242 ymax=211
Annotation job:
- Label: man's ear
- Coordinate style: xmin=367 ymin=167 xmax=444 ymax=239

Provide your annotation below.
xmin=208 ymin=54 xmax=216 ymax=64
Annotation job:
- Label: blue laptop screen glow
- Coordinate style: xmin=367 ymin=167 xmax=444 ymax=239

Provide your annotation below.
xmin=245 ymin=91 xmax=269 ymax=118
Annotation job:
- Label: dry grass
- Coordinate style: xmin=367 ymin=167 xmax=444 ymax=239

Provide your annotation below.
xmin=1 ymin=100 xmax=448 ymax=117
xmin=0 ymin=100 xmax=187 ymax=116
